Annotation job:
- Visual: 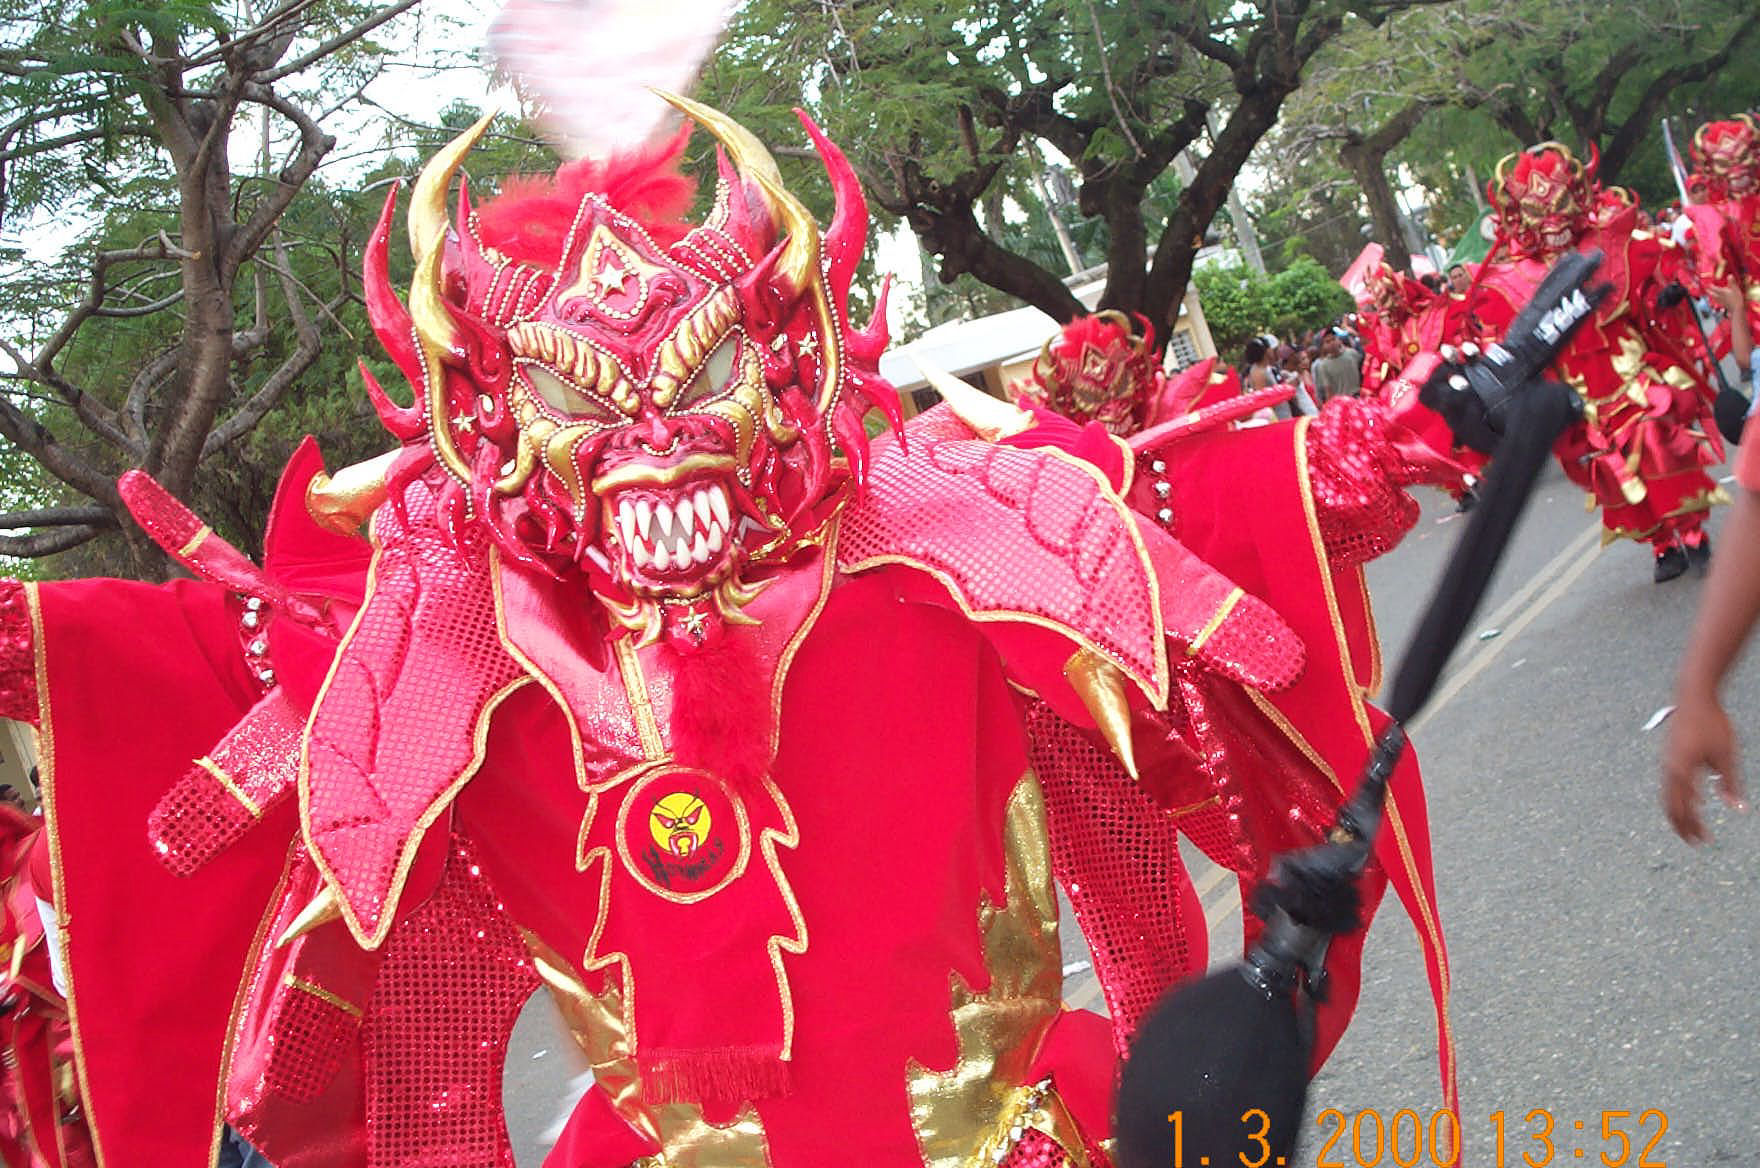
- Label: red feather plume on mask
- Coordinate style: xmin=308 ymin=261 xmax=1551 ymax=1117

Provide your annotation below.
xmin=475 ymin=126 xmax=698 ymax=265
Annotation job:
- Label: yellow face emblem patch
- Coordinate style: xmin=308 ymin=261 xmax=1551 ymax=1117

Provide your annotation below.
xmin=649 ymin=792 xmax=711 ymax=859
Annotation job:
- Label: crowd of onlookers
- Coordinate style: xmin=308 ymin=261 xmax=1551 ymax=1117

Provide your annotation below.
xmin=1235 ymin=320 xmax=1367 ymax=424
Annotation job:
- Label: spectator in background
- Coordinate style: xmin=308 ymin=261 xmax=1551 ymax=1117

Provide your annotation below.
xmin=1284 ymin=348 xmax=1319 ymax=417
xmin=1311 ymin=329 xmax=1362 ymax=402
xmin=1448 ymin=263 xmax=1472 ymax=294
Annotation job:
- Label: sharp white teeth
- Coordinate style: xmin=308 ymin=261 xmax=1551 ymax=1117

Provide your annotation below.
xmin=693 ymin=490 xmax=713 ymax=531
xmin=675 ymin=497 xmax=697 ymax=537
xmin=707 ymin=524 xmax=724 ymax=553
xmin=634 ymin=499 xmax=653 ymax=543
xmin=692 ymin=532 xmax=710 ymax=563
xmin=709 ymin=485 xmax=731 ymax=530
xmin=738 ymin=516 xmax=767 ymax=539
xmin=633 ymin=540 xmax=652 ymax=568
xmin=656 ymin=500 xmax=676 ymax=543
xmin=672 ymin=530 xmax=691 ymax=560
xmin=617 ymin=502 xmax=637 ymax=548
xmin=652 ymin=542 xmax=672 ymax=572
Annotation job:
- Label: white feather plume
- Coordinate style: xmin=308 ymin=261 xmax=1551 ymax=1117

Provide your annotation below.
xmin=488 ymin=0 xmax=741 ymax=159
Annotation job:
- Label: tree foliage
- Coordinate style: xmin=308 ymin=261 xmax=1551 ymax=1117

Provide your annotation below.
xmin=1194 ymin=255 xmax=1354 ymax=358
xmin=1265 ymin=0 xmax=1760 ymax=276
xmin=0 ymin=0 xmax=479 ymax=576
xmin=700 ymin=0 xmax=1451 ymax=347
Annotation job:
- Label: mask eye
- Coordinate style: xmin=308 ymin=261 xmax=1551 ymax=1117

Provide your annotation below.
xmin=675 ymin=336 xmax=739 ymax=410
xmin=524 ymin=364 xmax=620 ymax=423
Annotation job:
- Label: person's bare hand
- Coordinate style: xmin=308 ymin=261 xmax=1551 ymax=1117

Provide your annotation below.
xmin=1661 ymin=692 xmax=1748 ymax=843
xmin=1709 ymin=282 xmax=1744 ymax=317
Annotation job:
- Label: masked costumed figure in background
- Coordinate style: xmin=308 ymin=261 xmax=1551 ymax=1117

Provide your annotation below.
xmin=1476 ymin=143 xmax=1724 ymax=581
xmin=0 ymin=800 xmax=93 ymax=1168
xmin=1358 ymin=264 xmax=1477 ymax=396
xmin=1679 ymin=116 xmax=1760 ymax=363
xmin=999 ymin=310 xmax=1472 ymax=1107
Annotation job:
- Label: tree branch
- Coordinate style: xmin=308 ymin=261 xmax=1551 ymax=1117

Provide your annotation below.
xmin=0 ymin=525 xmax=105 ymax=558
xmin=201 ymin=232 xmax=322 ymax=455
xmin=225 ymin=83 xmax=335 ymax=276
xmin=257 ymin=0 xmax=424 ymax=83
xmin=0 ymin=506 xmax=115 ymax=528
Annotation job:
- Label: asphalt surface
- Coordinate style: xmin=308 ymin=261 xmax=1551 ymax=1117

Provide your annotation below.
xmin=501 ymin=458 xmax=1760 ymax=1167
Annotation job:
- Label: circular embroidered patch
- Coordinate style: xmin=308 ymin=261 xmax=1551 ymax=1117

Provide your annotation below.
xmin=615 ymin=767 xmax=750 ymax=901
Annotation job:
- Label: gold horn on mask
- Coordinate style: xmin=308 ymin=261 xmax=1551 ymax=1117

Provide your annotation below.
xmin=656 ymin=91 xmax=844 ymax=416
xmin=408 ymin=110 xmax=497 ymax=483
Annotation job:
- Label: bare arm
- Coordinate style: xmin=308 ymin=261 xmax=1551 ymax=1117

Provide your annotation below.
xmin=1661 ymin=485 xmax=1760 ymax=841
xmin=1710 ymin=283 xmax=1752 ymax=369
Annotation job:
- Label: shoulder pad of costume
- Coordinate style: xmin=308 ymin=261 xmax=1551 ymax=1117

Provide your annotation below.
xmin=837 ymin=420 xmax=1170 ymax=706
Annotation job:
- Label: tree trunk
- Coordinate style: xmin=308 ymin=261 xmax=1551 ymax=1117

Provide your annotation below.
xmin=1341 ymin=140 xmax=1411 ymax=273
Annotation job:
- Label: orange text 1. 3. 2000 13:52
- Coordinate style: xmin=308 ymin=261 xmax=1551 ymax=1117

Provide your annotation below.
xmin=1162 ymin=1108 xmax=1670 ymax=1167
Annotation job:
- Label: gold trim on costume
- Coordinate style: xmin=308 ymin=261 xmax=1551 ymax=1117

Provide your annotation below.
xmin=840 ymin=445 xmax=1171 ymax=709
xmin=613 ymin=638 xmax=667 ymax=762
xmin=907 ymin=772 xmax=1082 ymax=1167
xmin=283 ymin=975 xmax=364 ymax=1019
xmin=209 ymin=845 xmax=301 ymax=1167
xmin=1186 ymin=587 xmax=1245 ymax=657
xmin=522 ymin=934 xmax=775 ymax=1165
xmin=27 ymin=582 xmax=109 ymax=1168
xmin=194 ymin=756 xmax=261 ymax=818
xmin=1289 ymin=422 xmax=1457 ymax=1102
xmin=177 ymin=525 xmax=212 ymax=559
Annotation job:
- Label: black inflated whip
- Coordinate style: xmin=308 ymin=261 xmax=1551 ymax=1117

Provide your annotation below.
xmin=1114 ymin=250 xmax=1605 ymax=1168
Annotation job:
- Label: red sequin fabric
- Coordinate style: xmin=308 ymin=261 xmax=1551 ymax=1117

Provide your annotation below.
xmin=999 ymin=1128 xmax=1080 ymax=1168
xmin=841 ymin=408 xmax=1165 ymax=694
xmin=1305 ymin=398 xmax=1458 ymax=567
xmin=0 ymin=580 xmax=35 ymax=727
xmin=304 ymin=476 xmax=524 ymax=942
xmin=1028 ymin=700 xmax=1205 ymax=1057
xmin=148 ymin=687 xmax=305 ymax=876
xmin=363 ymin=833 xmax=538 ymax=1168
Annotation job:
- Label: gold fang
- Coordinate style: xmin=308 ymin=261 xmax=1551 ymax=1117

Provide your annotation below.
xmin=656 ymin=90 xmax=845 ymax=415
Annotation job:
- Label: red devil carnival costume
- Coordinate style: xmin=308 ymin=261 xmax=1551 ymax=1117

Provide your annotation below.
xmin=1 ymin=101 xmax=1479 ymax=1167
xmin=1475 ymin=143 xmax=1724 ymax=580
xmin=1677 ymin=115 xmax=1760 ymax=363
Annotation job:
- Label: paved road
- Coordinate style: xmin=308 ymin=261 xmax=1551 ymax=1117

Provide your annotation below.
xmin=502 ymin=459 xmax=1760 ymax=1166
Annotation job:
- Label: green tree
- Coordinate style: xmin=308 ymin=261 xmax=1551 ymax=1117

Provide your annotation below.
xmin=0 ymin=0 xmax=465 ymax=576
xmin=701 ymin=0 xmax=1456 ymax=349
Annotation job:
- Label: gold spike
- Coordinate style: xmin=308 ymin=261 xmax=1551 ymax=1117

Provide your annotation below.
xmin=1063 ymin=648 xmax=1139 ymax=781
xmin=655 ymin=90 xmax=844 ymax=414
xmin=914 ymin=358 xmax=1034 ymax=442
xmin=275 ymin=885 xmax=344 ymax=949
xmin=306 ymin=449 xmax=399 ymax=536
xmin=408 ymin=112 xmax=496 ymax=485
xmin=408 ymin=110 xmax=496 ymax=263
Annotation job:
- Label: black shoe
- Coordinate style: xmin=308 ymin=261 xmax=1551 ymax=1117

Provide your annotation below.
xmin=1654 ymin=545 xmax=1689 ymax=583
xmin=1455 ymin=486 xmax=1479 ymax=513
xmin=1685 ymin=534 xmax=1712 ymax=571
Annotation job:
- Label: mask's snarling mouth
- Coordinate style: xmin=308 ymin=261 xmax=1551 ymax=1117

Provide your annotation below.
xmin=611 ymin=480 xmax=734 ymax=585
xmin=594 ymin=455 xmax=742 ymax=601
xmin=1541 ymin=226 xmax=1574 ymax=252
